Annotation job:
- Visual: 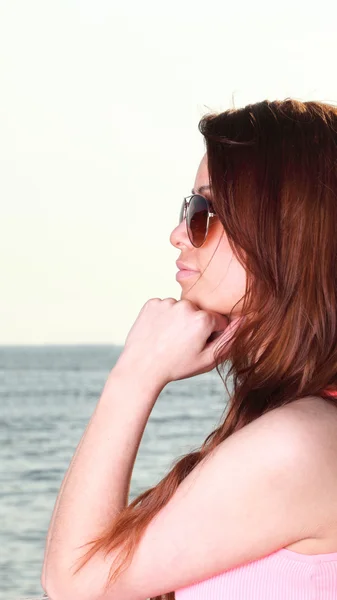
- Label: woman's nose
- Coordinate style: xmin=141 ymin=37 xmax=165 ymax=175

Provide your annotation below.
xmin=169 ymin=219 xmax=192 ymax=249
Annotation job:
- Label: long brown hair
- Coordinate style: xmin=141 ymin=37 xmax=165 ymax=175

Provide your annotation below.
xmin=72 ymin=98 xmax=337 ymax=599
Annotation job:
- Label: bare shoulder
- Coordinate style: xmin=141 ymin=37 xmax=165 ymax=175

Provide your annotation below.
xmin=260 ymin=394 xmax=337 ymax=460
xmin=233 ymin=394 xmax=337 ymax=446
xmin=274 ymin=395 xmax=337 ymax=548
xmin=278 ymin=394 xmax=337 ymax=443
xmin=284 ymin=393 xmax=337 ymax=417
xmin=234 ymin=394 xmax=337 ymax=502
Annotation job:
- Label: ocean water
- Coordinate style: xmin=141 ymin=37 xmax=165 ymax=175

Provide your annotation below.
xmin=0 ymin=345 xmax=230 ymax=600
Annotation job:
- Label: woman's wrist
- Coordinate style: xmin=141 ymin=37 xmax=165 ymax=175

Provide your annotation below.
xmin=106 ymin=355 xmax=167 ymax=398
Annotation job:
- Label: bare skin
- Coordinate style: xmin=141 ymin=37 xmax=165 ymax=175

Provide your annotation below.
xmin=171 ymin=154 xmax=337 ymax=555
xmin=170 ymin=153 xmax=246 ymax=319
xmin=279 ymin=396 xmax=337 ymax=554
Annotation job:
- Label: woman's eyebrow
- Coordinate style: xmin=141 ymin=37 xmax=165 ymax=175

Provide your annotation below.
xmin=191 ymin=185 xmax=211 ymax=194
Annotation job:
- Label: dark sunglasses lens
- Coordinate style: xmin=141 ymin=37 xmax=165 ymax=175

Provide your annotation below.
xmin=187 ymin=195 xmax=209 ymax=247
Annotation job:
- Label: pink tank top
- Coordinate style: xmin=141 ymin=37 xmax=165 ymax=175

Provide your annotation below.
xmin=175 ymin=547 xmax=337 ymax=599
xmin=175 ymin=389 xmax=337 ymax=599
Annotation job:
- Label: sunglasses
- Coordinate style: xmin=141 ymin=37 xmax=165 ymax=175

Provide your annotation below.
xmin=179 ymin=194 xmax=217 ymax=248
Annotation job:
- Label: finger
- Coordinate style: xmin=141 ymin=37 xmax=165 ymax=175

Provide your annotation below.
xmin=204 ymin=316 xmax=242 ymax=358
xmin=203 ymin=313 xmax=229 ymax=345
xmin=205 ymin=312 xmax=229 ymax=334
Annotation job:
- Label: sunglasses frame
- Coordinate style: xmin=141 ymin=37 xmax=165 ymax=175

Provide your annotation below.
xmin=180 ymin=194 xmax=217 ymax=248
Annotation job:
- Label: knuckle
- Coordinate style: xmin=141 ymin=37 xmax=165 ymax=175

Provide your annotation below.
xmin=178 ymin=298 xmax=194 ymax=310
xmin=196 ymin=311 xmax=210 ymax=324
xmin=143 ymin=298 xmax=161 ymax=310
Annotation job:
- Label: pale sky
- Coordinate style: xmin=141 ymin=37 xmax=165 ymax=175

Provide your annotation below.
xmin=1 ymin=0 xmax=336 ymax=345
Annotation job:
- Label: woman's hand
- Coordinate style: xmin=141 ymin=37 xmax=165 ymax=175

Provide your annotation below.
xmin=114 ymin=298 xmax=243 ymax=387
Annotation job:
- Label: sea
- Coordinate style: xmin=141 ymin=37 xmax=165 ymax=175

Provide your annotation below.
xmin=0 ymin=344 xmax=230 ymax=600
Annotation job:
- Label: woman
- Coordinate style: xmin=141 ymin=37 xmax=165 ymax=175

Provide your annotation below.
xmin=41 ymin=98 xmax=337 ymax=600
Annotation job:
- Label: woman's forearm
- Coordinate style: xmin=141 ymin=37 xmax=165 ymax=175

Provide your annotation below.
xmin=41 ymin=363 xmax=164 ymax=592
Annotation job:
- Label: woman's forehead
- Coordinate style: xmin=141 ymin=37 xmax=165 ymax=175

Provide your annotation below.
xmin=194 ymin=154 xmax=209 ymax=188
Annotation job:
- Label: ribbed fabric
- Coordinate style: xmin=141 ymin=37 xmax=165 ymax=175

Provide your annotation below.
xmin=175 ymin=390 xmax=337 ymax=599
xmin=174 ymin=547 xmax=337 ymax=599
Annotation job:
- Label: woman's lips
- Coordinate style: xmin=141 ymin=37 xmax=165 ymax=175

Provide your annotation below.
xmin=176 ymin=269 xmax=199 ymax=281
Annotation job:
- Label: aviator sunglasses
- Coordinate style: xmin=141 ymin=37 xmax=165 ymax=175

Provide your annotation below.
xmin=179 ymin=194 xmax=217 ymax=248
